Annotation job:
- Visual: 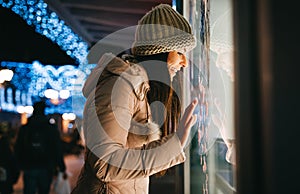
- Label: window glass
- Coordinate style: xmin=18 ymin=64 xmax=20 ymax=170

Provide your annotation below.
xmin=183 ymin=0 xmax=236 ymax=193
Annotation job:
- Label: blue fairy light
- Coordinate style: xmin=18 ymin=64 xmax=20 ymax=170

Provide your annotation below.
xmin=0 ymin=61 xmax=96 ymax=116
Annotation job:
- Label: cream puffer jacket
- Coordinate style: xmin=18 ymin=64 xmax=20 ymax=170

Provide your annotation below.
xmin=71 ymin=53 xmax=185 ymax=194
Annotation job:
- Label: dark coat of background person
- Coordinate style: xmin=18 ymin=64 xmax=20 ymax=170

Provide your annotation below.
xmin=0 ymin=132 xmax=20 ymax=194
xmin=14 ymin=101 xmax=66 ymax=194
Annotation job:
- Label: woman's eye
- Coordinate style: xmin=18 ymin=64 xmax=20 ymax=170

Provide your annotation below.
xmin=178 ymin=52 xmax=183 ymax=56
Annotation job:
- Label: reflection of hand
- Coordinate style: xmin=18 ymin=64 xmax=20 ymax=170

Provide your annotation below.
xmin=212 ymin=98 xmax=229 ymax=145
xmin=214 ymin=98 xmax=223 ymax=117
xmin=212 ymin=98 xmax=226 ymax=131
xmin=176 ymin=99 xmax=198 ymax=147
xmin=212 ymin=98 xmax=236 ymax=165
xmin=212 ymin=113 xmax=224 ymax=130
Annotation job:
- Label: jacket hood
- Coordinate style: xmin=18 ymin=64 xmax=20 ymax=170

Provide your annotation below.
xmin=82 ymin=53 xmax=149 ymax=99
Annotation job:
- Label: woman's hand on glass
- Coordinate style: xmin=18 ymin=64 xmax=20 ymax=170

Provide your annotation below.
xmin=176 ymin=98 xmax=198 ymax=148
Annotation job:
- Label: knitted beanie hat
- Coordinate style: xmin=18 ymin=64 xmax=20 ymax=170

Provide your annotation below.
xmin=132 ymin=4 xmax=196 ymax=56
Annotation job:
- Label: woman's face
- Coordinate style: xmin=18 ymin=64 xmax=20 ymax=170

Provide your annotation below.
xmin=167 ymin=51 xmax=187 ymax=81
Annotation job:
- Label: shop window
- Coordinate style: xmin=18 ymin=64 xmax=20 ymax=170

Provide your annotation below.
xmin=182 ymin=0 xmax=236 ymax=193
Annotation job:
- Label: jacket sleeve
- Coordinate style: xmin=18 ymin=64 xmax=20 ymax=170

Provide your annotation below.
xmin=84 ymin=75 xmax=185 ymax=182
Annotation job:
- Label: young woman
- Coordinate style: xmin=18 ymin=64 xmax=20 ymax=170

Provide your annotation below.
xmin=72 ymin=4 xmax=198 ymax=194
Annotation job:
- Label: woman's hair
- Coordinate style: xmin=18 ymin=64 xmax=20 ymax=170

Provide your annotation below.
xmin=135 ymin=53 xmax=182 ymax=138
xmin=126 ymin=3 xmax=195 ymax=136
xmin=120 ymin=51 xmax=182 ymax=176
xmin=135 ymin=53 xmax=182 ymax=177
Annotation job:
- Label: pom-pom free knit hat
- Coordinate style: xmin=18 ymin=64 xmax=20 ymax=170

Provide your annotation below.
xmin=132 ymin=4 xmax=196 ymax=56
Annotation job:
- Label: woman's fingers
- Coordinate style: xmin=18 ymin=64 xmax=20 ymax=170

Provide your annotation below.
xmin=187 ymin=114 xmax=197 ymax=128
xmin=181 ymin=98 xmax=198 ymax=124
xmin=177 ymin=99 xmax=199 ymax=147
xmin=179 ymin=114 xmax=197 ymax=147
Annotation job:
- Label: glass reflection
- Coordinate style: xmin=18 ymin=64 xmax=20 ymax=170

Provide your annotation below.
xmin=185 ymin=0 xmax=236 ymax=193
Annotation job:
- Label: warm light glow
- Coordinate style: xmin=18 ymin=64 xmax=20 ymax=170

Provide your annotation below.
xmin=17 ymin=105 xmax=33 ymax=114
xmin=24 ymin=106 xmax=34 ymax=114
xmin=20 ymin=113 xmax=28 ymax=125
xmin=62 ymin=119 xmax=69 ymax=133
xmin=0 ymin=69 xmax=14 ymax=82
xmin=44 ymin=89 xmax=59 ymax=99
xmin=50 ymin=98 xmax=61 ymax=105
xmin=17 ymin=105 xmax=33 ymax=125
xmin=16 ymin=106 xmax=25 ymax=113
xmin=62 ymin=113 xmax=76 ymax=120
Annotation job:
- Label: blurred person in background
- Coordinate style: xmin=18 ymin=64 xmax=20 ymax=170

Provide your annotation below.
xmin=14 ymin=101 xmax=67 ymax=194
xmin=0 ymin=123 xmax=20 ymax=194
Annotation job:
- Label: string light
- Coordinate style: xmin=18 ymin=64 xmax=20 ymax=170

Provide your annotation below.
xmin=0 ymin=60 xmax=96 ymax=116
